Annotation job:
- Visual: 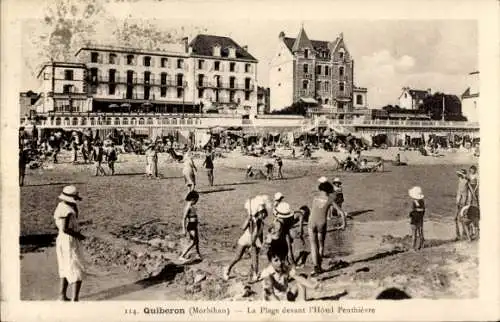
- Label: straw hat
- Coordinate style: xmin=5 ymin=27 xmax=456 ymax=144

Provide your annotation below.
xmin=275 ymin=202 xmax=293 ymax=219
xmin=58 ymin=185 xmax=82 ymax=203
xmin=456 ymin=169 xmax=468 ymax=178
xmin=408 ymin=186 xmax=424 ymax=200
xmin=247 ymin=165 xmax=252 ymax=169
xmin=274 ymin=192 xmax=284 ymax=201
xmin=333 ymin=177 xmax=342 ymax=185
xmin=318 ymin=176 xmax=328 ymax=183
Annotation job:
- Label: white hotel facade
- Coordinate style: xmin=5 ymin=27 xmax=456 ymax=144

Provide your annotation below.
xmin=32 ymin=35 xmax=259 ymax=128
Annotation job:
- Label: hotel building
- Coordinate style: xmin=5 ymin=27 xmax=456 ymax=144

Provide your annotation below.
xmin=269 ymin=27 xmax=368 ymax=118
xmin=31 ymin=34 xmax=258 ymax=128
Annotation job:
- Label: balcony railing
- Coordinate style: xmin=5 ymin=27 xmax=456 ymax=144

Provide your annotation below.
xmin=94 ymin=76 xmax=187 ymax=87
xmin=47 ymin=92 xmax=89 ymax=98
xmin=302 ymin=118 xmax=479 ymax=129
xmin=197 ymin=82 xmax=254 ymax=91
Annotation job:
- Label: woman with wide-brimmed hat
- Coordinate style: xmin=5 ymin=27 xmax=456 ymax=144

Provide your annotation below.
xmin=53 ymin=185 xmax=86 ymax=301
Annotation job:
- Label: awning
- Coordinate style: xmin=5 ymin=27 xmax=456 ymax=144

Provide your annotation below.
xmin=300 ymin=97 xmax=318 ymax=104
xmin=335 ymin=97 xmax=352 ymax=102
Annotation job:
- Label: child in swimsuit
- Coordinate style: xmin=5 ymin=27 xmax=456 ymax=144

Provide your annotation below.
xmin=408 ymin=186 xmax=425 ymax=251
xmin=309 ymin=177 xmax=345 ymax=275
xmin=179 ymin=191 xmax=202 ymax=262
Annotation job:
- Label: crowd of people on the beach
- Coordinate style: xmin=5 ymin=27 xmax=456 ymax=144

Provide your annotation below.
xmin=19 ymin=127 xmax=480 ymax=302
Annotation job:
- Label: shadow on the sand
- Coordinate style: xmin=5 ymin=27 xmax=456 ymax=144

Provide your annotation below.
xmin=25 ymin=182 xmax=85 ymax=187
xmin=214 ymin=181 xmax=258 ymax=187
xmin=83 ymin=262 xmax=185 ymax=300
xmin=19 ymin=234 xmax=57 ymax=252
xmin=295 ymin=251 xmax=310 ymax=266
xmin=309 ymin=290 xmax=349 ymax=301
xmin=347 ymin=209 xmax=374 ymax=219
xmin=112 ymin=172 xmax=145 ymax=177
xmin=199 ymin=188 xmax=235 ymax=194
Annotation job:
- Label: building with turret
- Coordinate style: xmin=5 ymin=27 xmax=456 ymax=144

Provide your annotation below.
xmin=269 ymin=26 xmax=367 ymax=118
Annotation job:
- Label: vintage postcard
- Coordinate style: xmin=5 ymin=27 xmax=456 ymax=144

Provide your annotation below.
xmin=1 ymin=0 xmax=499 ymax=321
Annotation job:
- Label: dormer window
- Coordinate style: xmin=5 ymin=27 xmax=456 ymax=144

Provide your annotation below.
xmin=304 ymin=49 xmax=309 ymax=58
xmin=228 ymin=47 xmax=236 ymax=58
xmin=213 ymin=45 xmax=221 ymax=57
xmin=339 ymin=50 xmax=344 ymax=59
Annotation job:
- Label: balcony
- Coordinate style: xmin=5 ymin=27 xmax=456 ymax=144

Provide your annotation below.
xmin=47 ymin=92 xmax=89 ymax=98
xmin=197 ymin=82 xmax=254 ymax=91
xmin=95 ymin=76 xmax=187 ymax=88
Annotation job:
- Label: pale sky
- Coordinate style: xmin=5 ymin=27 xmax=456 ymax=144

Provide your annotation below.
xmin=18 ymin=1 xmax=477 ymax=109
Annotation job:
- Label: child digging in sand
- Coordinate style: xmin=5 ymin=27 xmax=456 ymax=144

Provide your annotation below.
xmin=262 ymin=240 xmax=319 ymax=301
xmin=179 ymin=191 xmax=202 ymax=262
xmin=408 ymin=186 xmax=425 ymax=251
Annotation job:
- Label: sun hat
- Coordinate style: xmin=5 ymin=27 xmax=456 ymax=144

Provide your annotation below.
xmin=275 ymin=202 xmax=293 ymax=219
xmin=247 ymin=165 xmax=252 ymax=169
xmin=456 ymin=169 xmax=467 ymax=177
xmin=58 ymin=185 xmax=82 ymax=203
xmin=333 ymin=177 xmax=342 ymax=185
xmin=318 ymin=176 xmax=328 ymax=183
xmin=274 ymin=192 xmax=284 ymax=201
xmin=408 ymin=186 xmax=424 ymax=200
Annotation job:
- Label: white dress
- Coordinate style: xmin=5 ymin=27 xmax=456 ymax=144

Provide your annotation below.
xmin=54 ymin=202 xmax=85 ymax=283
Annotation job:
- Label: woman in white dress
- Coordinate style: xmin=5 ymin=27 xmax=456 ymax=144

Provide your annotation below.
xmin=54 ymin=185 xmax=86 ymax=301
xmin=182 ymin=151 xmax=197 ymax=195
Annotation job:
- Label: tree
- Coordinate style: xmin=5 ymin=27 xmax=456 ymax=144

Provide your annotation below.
xmin=271 ymin=101 xmax=309 ymax=116
xmin=381 ymin=105 xmax=402 ymax=113
xmin=419 ymin=93 xmax=465 ymax=121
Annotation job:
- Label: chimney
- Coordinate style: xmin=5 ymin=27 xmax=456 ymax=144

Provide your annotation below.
xmin=242 ymin=45 xmax=248 ymax=52
xmin=182 ymin=37 xmax=188 ymax=53
xmin=279 ymin=31 xmax=285 ymax=40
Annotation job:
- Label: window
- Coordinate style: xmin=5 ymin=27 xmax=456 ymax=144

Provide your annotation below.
xmin=131 ymin=118 xmax=136 ymax=125
xmin=339 ymin=51 xmax=344 ymax=59
xmin=108 ymin=69 xmax=116 ymax=82
xmin=114 ymin=118 xmax=121 ymax=125
xmin=106 ymin=118 xmax=112 ymax=125
xmin=144 ymin=86 xmax=150 ymax=100
xmin=316 ymin=81 xmax=321 ymax=91
xmin=304 ymin=49 xmax=309 ymax=58
xmin=229 ymin=91 xmax=235 ymax=103
xmin=230 ymin=76 xmax=236 ymax=88
xmin=176 ymin=74 xmax=183 ymax=87
xmin=198 ymin=88 xmax=204 ymax=98
xmin=214 ymin=61 xmax=220 ymax=71
xmin=325 ymin=98 xmax=329 ymax=105
xmin=325 ymin=66 xmax=329 ymax=76
xmin=316 ymin=65 xmax=322 ymax=75
xmin=177 ymin=88 xmax=184 ymax=98
xmin=81 ymin=118 xmax=87 ymax=125
xmin=161 ymin=73 xmax=167 ymax=85
xmin=64 ymin=70 xmax=74 ymax=80
xmin=143 ymin=56 xmax=151 ymax=66
xmin=126 ymin=55 xmax=134 ymax=65
xmin=339 ymin=66 xmax=344 ymax=77
xmin=404 ymin=93 xmax=408 ymax=99
xmin=230 ymin=62 xmax=236 ymax=72
xmin=109 ymin=53 xmax=117 ymax=64
xmin=90 ymin=68 xmax=98 ymax=83
xmin=198 ymin=74 xmax=204 ymax=86
xmin=245 ymin=92 xmax=250 ymax=101
xmin=147 ymin=118 xmax=153 ymax=125
xmin=198 ymin=60 xmax=204 ymax=70
xmin=171 ymin=118 xmax=177 ymax=125
xmin=144 ymin=71 xmax=151 ymax=84
xmin=91 ymin=52 xmax=99 ymax=63
xmin=356 ymin=94 xmax=363 ymax=105
xmin=55 ymin=117 xmax=61 ymax=126
xmin=324 ymin=81 xmax=330 ymax=92
xmin=139 ymin=118 xmax=145 ymax=125
xmin=162 ymin=118 xmax=169 ymax=125
xmin=72 ymin=118 xmax=78 ymax=126
xmin=161 ymin=58 xmax=168 ymax=68
xmin=339 ymin=82 xmax=345 ymax=91
xmin=123 ymin=118 xmax=128 ymax=125
xmin=302 ymin=80 xmax=308 ymax=90
xmin=245 ymin=64 xmax=251 ymax=73
xmin=63 ymin=85 xmax=72 ymax=93
xmin=161 ymin=87 xmax=167 ymax=97
xmin=303 ymin=64 xmax=308 ymax=74
xmin=108 ymin=84 xmax=116 ymax=95
xmin=177 ymin=59 xmax=183 ymax=69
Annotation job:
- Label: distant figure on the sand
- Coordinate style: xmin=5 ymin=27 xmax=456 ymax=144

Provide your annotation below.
xmin=54 ymin=185 xmax=86 ymax=301
xmin=182 ymin=151 xmax=197 ymax=194
xmin=274 ymin=154 xmax=284 ymax=179
xmin=90 ymin=142 xmax=106 ymax=176
xmin=145 ymin=143 xmax=158 ymax=179
xmin=408 ymin=186 xmax=425 ymax=251
xmin=105 ymin=142 xmax=117 ymax=176
xmin=264 ymin=160 xmax=274 ymax=180
xmin=392 ymin=153 xmax=407 ymax=166
xmin=202 ymin=148 xmax=215 ymax=186
xmin=246 ymin=166 xmax=267 ymax=180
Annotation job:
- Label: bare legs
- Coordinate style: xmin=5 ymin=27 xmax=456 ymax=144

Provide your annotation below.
xmin=224 ymin=245 xmax=247 ymax=280
xmin=180 ymin=229 xmax=201 ymax=260
xmin=59 ymin=278 xmax=82 ymax=301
